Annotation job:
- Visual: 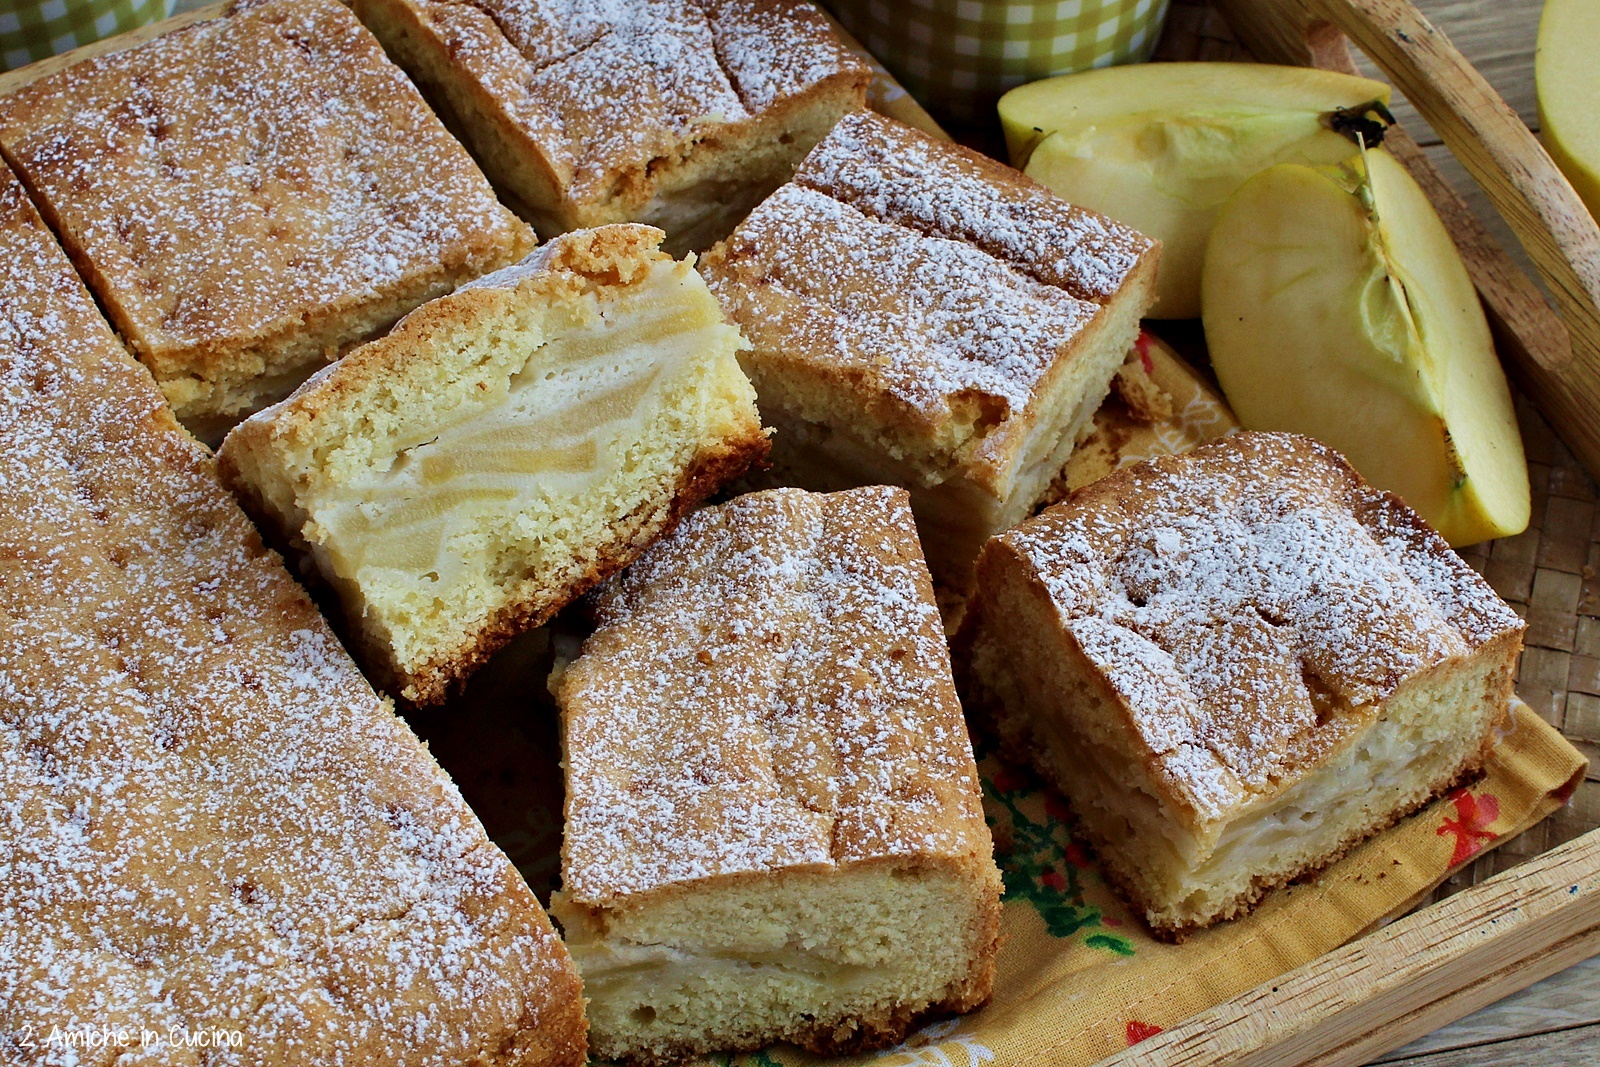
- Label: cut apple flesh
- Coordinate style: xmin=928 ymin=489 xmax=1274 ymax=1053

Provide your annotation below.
xmin=1537 ymin=0 xmax=1600 ymax=220
xmin=1201 ymin=147 xmax=1529 ymax=546
xmin=311 ymin=272 xmax=722 ymax=582
xmin=998 ymin=62 xmax=1390 ymax=318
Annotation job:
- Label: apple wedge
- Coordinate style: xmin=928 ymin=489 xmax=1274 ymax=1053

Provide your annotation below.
xmin=1201 ymin=147 xmax=1529 ymax=546
xmin=1537 ymin=0 xmax=1600 ymax=220
xmin=998 ymin=63 xmax=1390 ymax=318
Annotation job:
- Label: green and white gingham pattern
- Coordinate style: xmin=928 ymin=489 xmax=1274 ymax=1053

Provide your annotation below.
xmin=1 ymin=0 xmax=170 ymax=72
xmin=826 ymin=0 xmax=1169 ymax=123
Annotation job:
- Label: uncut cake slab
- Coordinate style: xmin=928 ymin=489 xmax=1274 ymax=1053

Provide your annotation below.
xmin=0 ymin=158 xmax=586 ymax=1065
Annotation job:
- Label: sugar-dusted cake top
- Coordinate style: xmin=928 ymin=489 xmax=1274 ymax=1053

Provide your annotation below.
xmin=558 ymin=486 xmax=990 ymax=904
xmin=414 ymin=0 xmax=868 ymax=206
xmin=992 ymin=432 xmax=1524 ymax=823
xmin=0 ymin=0 xmax=522 ymax=371
xmin=707 ymin=181 xmax=1099 ymax=429
xmin=796 ymin=110 xmax=1154 ymax=303
xmin=0 ymin=164 xmax=582 ymax=1065
xmin=701 ymin=112 xmax=1158 ymax=457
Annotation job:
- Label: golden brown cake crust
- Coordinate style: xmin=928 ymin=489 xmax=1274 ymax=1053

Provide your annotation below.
xmin=0 ymin=0 xmax=531 ymax=426
xmin=557 ymin=485 xmax=1000 ymax=1064
xmin=699 ymin=110 xmax=1159 ymax=488
xmin=0 ymin=162 xmax=585 ymax=1066
xmin=793 ymin=109 xmax=1156 ymax=302
xmin=703 ymin=181 xmax=1102 ymax=455
xmin=560 ymin=486 xmax=994 ymax=905
xmin=350 ymin=0 xmax=869 ymax=238
xmin=969 ymin=432 xmax=1525 ymax=834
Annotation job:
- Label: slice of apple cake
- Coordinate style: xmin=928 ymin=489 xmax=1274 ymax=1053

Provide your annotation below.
xmin=550 ymin=486 xmax=1003 ymax=1066
xmin=0 ymin=0 xmax=533 ymax=439
xmin=958 ymin=432 xmax=1524 ymax=938
xmin=700 ymin=110 xmax=1160 ymax=607
xmin=349 ymin=0 xmax=870 ymax=253
xmin=218 ymin=224 xmax=767 ymax=706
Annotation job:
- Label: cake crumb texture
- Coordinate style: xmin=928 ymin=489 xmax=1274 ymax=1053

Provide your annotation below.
xmin=218 ymin=224 xmax=767 ymax=707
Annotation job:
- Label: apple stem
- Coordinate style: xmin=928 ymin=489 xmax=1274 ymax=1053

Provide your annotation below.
xmin=1325 ymin=99 xmax=1398 ymax=148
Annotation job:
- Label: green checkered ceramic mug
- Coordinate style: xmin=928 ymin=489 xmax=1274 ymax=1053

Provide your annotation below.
xmin=825 ymin=0 xmax=1169 ymax=125
xmin=1 ymin=0 xmax=171 ymax=71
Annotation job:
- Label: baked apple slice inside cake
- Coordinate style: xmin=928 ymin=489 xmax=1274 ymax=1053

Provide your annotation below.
xmin=219 ymin=224 xmax=767 ymax=705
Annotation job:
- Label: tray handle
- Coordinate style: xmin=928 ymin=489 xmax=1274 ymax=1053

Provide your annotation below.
xmin=1212 ymin=0 xmax=1600 ymax=481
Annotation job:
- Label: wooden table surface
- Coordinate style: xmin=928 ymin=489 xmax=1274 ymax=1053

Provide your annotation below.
xmin=1356 ymin=2 xmax=1600 ymax=1063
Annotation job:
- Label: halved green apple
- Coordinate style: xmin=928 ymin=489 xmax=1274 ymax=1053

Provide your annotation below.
xmin=1537 ymin=0 xmax=1600 ymax=220
xmin=1201 ymin=147 xmax=1529 ymax=546
xmin=998 ymin=63 xmax=1391 ymax=318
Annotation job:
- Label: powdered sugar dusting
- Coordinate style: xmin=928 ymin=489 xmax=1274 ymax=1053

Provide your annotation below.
xmin=705 ymin=182 xmax=1098 ymax=426
xmin=0 ymin=0 xmax=519 ymax=383
xmin=1003 ymin=433 xmax=1523 ymax=821
xmin=437 ymin=0 xmax=865 ymax=205
xmin=0 ymin=171 xmax=575 ymax=1065
xmin=797 ymin=111 xmax=1153 ymax=303
xmin=559 ymin=486 xmax=988 ymax=903
xmin=700 ymin=0 xmax=866 ymax=113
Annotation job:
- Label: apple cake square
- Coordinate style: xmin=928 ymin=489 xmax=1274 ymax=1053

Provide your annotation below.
xmin=350 ymin=0 xmax=871 ymax=253
xmin=958 ymin=432 xmax=1525 ymax=938
xmin=550 ymin=485 xmax=1003 ymax=1065
xmin=700 ymin=110 xmax=1160 ymax=603
xmin=0 ymin=0 xmax=532 ymax=438
xmin=218 ymin=224 xmax=767 ymax=706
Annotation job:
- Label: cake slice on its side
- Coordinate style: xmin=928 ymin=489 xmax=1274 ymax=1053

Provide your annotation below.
xmin=0 ymin=0 xmax=532 ymax=438
xmin=958 ymin=432 xmax=1525 ymax=939
xmin=550 ymin=486 xmax=1003 ymax=1066
xmin=701 ymin=110 xmax=1160 ymax=607
xmin=0 ymin=158 xmax=585 ymax=1067
xmin=350 ymin=0 xmax=870 ymax=252
xmin=218 ymin=225 xmax=767 ymax=706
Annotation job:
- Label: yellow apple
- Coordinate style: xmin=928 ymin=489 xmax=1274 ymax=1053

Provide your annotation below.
xmin=1201 ymin=147 xmax=1529 ymax=546
xmin=1537 ymin=0 xmax=1600 ymax=220
xmin=998 ymin=63 xmax=1391 ymax=318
